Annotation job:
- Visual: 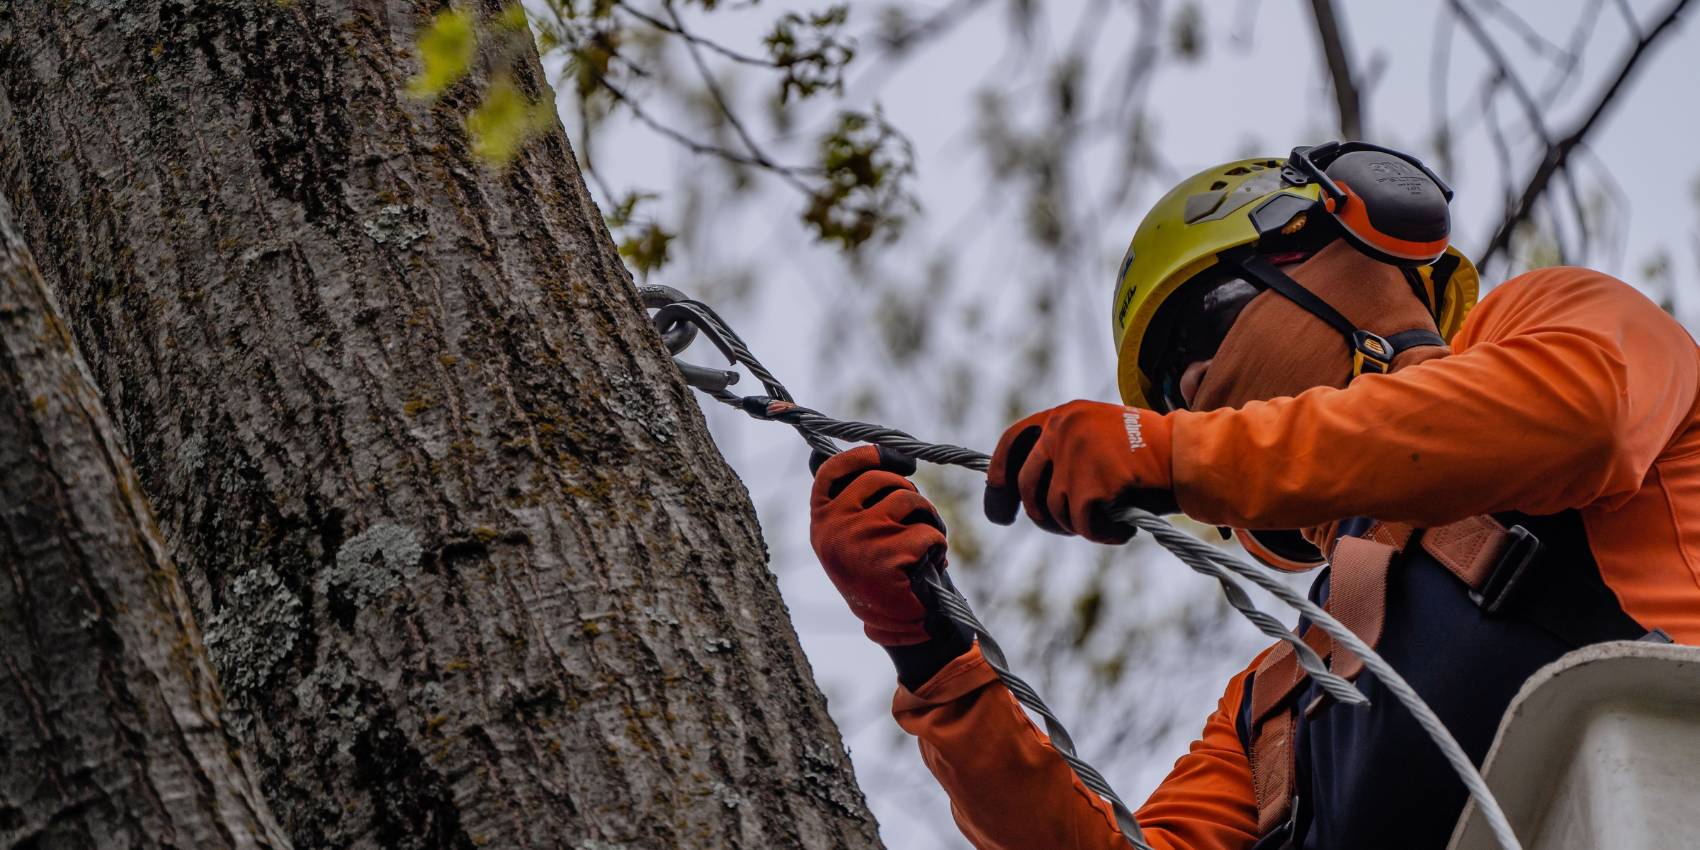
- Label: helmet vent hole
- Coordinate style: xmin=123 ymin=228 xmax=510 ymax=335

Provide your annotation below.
xmin=1209 ymin=180 xmax=1228 ymax=190
xmin=1225 ymin=166 xmax=1250 ymax=175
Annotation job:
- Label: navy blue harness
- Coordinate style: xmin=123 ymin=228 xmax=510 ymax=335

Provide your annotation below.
xmin=1241 ymin=511 xmax=1651 ymax=850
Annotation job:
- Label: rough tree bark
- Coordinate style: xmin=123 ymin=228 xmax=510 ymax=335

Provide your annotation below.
xmin=1 ymin=198 xmax=288 ymax=849
xmin=0 ymin=3 xmax=880 ymax=848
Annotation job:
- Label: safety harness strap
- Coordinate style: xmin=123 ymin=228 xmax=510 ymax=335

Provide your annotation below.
xmin=1322 ymin=537 xmax=1394 ymax=682
xmin=1248 ymin=533 xmax=1399 ymax=832
xmin=1250 ymin=709 xmax=1297 ymax=836
xmin=1421 ymin=515 xmax=1515 ymax=592
xmin=1244 ymin=514 xmax=1531 ymax=835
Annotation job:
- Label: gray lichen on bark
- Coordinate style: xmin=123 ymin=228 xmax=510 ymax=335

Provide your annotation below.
xmin=318 ymin=521 xmax=426 ymax=607
xmin=203 ymin=564 xmax=307 ymax=706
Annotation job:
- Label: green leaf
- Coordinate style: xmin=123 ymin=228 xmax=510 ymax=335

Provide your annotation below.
xmin=617 ymin=221 xmax=675 ymax=278
xmin=764 ymin=5 xmax=856 ymax=103
xmin=409 ymin=9 xmax=477 ymax=99
xmin=495 ymin=3 xmax=530 ymax=34
xmin=465 ymin=76 xmax=555 ymax=165
xmin=802 ymin=108 xmax=917 ymax=250
xmin=601 ymin=191 xmax=674 ymax=276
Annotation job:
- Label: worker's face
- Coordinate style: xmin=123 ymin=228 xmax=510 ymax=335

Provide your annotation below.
xmin=1160 ymin=277 xmax=1259 ymax=411
xmin=1168 ymin=257 xmax=1308 ymax=410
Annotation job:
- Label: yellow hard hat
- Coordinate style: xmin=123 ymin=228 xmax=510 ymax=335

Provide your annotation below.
xmin=1112 ymin=144 xmax=1480 ymax=409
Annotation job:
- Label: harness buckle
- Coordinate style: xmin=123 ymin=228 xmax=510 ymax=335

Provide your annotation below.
xmin=1472 ymin=524 xmax=1541 ymax=614
xmin=1350 ymin=330 xmax=1393 ymax=376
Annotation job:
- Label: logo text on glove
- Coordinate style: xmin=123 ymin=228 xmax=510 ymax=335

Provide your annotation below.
xmin=1123 ymin=411 xmax=1147 ymax=452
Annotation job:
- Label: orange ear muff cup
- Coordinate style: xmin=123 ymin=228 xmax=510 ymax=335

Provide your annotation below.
xmin=1331 ymin=180 xmax=1450 ymax=264
xmin=1321 ymin=150 xmax=1452 ymax=266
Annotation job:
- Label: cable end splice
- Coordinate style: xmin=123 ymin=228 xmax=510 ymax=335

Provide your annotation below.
xmin=739 ymin=395 xmax=776 ymax=418
xmin=739 ymin=395 xmax=800 ymax=420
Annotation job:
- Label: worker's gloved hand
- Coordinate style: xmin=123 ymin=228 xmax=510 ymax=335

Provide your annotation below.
xmin=984 ymin=400 xmax=1178 ymax=544
xmin=810 ymin=446 xmax=973 ymax=690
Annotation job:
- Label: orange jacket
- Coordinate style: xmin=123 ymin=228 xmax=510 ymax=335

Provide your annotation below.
xmin=896 ymin=267 xmax=1700 ymax=849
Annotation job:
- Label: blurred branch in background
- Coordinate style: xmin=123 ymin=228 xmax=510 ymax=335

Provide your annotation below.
xmin=1306 ymin=0 xmax=1365 ymax=138
xmin=1478 ymin=0 xmax=1694 ymax=270
xmin=525 ymin=0 xmax=1697 ymax=288
xmin=1448 ymin=0 xmax=1590 ymax=263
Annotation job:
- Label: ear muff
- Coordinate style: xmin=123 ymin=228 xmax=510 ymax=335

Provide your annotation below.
xmin=1283 ymin=142 xmax=1454 ymax=267
xmin=1322 ymin=151 xmax=1450 ymax=265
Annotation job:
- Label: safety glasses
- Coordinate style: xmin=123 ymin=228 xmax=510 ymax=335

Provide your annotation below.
xmin=1151 ymin=276 xmax=1259 ymax=412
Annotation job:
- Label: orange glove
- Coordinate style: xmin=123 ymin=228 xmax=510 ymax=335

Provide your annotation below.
xmin=811 ymin=446 xmax=973 ymax=689
xmin=984 ymin=400 xmax=1177 ymax=543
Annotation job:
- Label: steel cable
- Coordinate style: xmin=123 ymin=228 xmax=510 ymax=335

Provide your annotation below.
xmin=641 ymin=286 xmax=1522 ymax=850
xmin=920 ymin=562 xmax=1150 ymax=848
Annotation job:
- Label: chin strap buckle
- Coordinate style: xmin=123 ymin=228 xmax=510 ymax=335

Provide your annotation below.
xmin=1350 ymin=330 xmax=1394 ymax=377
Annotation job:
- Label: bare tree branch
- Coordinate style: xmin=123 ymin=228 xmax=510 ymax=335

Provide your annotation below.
xmin=593 ymin=69 xmax=822 ymax=178
xmin=877 ymin=0 xmax=994 ymax=54
xmin=1429 ymin=6 xmax=1457 ymax=175
xmin=576 ymin=97 xmax=623 ymax=208
xmin=614 ymin=2 xmax=782 ymax=69
xmin=1537 ymin=0 xmax=1608 ymax=106
xmin=1228 ymin=0 xmax=1266 ymax=50
xmin=1449 ymin=0 xmax=1590 ymax=263
xmin=1482 ymin=82 xmax=1519 ymax=214
xmin=661 ymin=0 xmax=813 ymax=194
xmin=846 ymin=0 xmax=994 ymax=98
xmin=1474 ymin=0 xmax=1575 ymax=63
xmin=1578 ymin=143 xmax=1634 ymax=271
xmin=1306 ymin=0 xmax=1364 ymax=138
xmin=1481 ymin=0 xmax=1694 ymax=269
xmin=1613 ymin=0 xmax=1645 ymax=38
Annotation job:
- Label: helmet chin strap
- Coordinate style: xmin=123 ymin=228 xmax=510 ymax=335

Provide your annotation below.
xmin=1215 ymin=248 xmax=1449 ymax=572
xmin=1233 ymin=249 xmax=1445 ymax=379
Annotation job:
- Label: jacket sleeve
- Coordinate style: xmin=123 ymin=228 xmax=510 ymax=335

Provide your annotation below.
xmin=893 ymin=644 xmax=1261 ymax=850
xmin=1171 ymin=268 xmax=1700 ymax=530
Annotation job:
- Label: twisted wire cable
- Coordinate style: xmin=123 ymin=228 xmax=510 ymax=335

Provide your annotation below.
xmin=916 ymin=560 xmax=1152 ymax=850
xmin=640 ymin=286 xmax=1522 ymax=850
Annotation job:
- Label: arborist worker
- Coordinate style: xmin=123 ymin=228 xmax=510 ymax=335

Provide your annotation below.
xmin=807 ymin=141 xmax=1700 ymax=849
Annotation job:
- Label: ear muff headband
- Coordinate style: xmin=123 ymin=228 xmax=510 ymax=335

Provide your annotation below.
xmin=1284 ymin=141 xmax=1453 ymax=266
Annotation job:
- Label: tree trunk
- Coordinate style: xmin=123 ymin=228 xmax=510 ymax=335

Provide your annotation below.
xmin=0 ymin=3 xmax=879 ymax=848
xmin=0 ymin=198 xmax=289 ymax=849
